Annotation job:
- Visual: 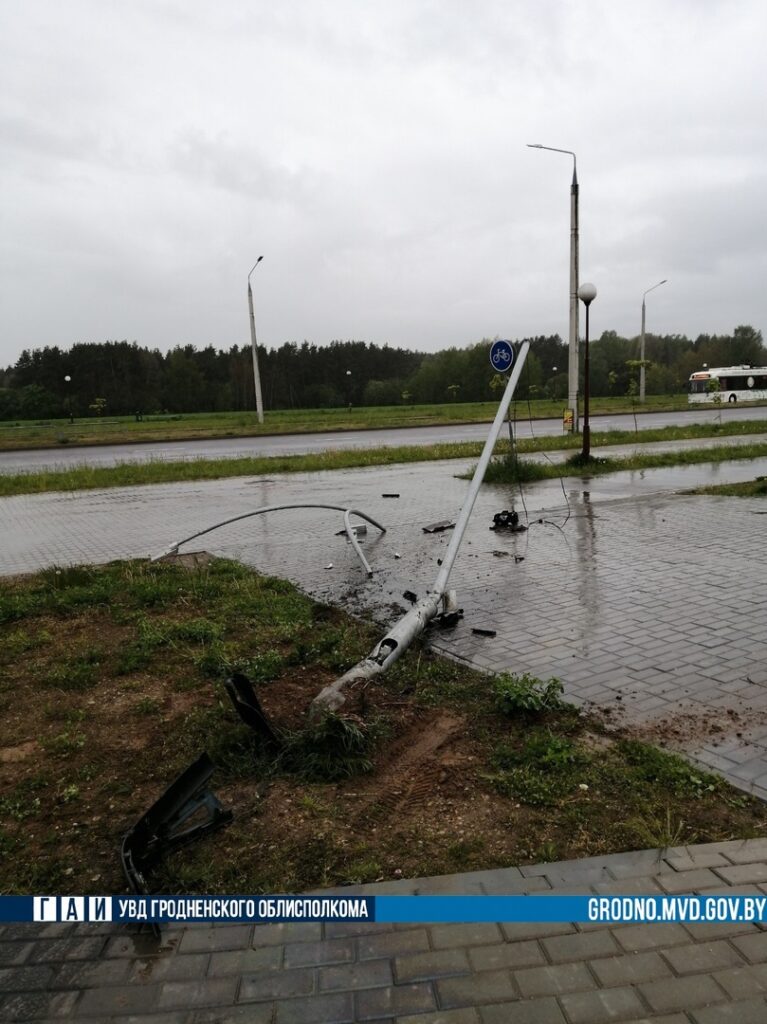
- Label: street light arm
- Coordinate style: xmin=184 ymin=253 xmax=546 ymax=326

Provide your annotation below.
xmin=642 ymin=278 xmax=667 ymax=302
xmin=248 ymin=255 xmax=264 ymax=286
xmin=527 ymin=143 xmax=577 ymax=182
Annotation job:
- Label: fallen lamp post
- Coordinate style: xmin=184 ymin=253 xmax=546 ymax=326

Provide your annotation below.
xmin=312 ymin=341 xmax=530 ymax=714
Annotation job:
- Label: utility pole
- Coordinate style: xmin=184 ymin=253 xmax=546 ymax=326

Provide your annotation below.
xmin=248 ymin=257 xmax=264 ymax=424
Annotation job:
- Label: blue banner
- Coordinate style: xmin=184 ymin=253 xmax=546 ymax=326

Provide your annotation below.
xmin=3 ymin=894 xmax=766 ymax=925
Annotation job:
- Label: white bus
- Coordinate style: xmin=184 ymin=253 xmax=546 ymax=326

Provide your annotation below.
xmin=688 ymin=365 xmax=767 ymax=404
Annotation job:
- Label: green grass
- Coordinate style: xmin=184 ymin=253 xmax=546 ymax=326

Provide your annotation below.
xmin=484 ymin=441 xmax=767 ymax=484
xmin=493 ymin=673 xmax=567 ymax=717
xmin=1 ymin=557 xmax=765 ymax=894
xmin=3 ymin=418 xmax=767 ymax=496
xmin=688 ymin=476 xmax=767 ymax=497
xmin=0 ymin=394 xmax=706 ymax=451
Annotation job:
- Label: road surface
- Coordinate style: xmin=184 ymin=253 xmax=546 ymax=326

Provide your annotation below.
xmin=1 ymin=404 xmax=765 ymax=474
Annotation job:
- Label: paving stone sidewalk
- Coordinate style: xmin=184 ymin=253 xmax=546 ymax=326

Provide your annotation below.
xmin=3 ymin=455 xmax=767 ymax=1021
xmin=4 ymin=456 xmax=766 ymax=800
xmin=3 ymin=839 xmax=767 ymax=1022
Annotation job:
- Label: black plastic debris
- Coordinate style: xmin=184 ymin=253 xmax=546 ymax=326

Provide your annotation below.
xmin=435 ymin=608 xmax=463 ymax=627
xmin=472 ymin=627 xmax=497 ymax=637
xmin=121 ymin=753 xmax=232 ymax=896
xmin=422 ymin=520 xmax=455 ymax=534
xmin=490 ymin=509 xmax=527 ymax=532
xmin=402 ymin=590 xmax=418 ymax=604
xmin=224 ymin=672 xmax=281 ymax=748
xmin=382 ymin=493 xmax=400 ymax=498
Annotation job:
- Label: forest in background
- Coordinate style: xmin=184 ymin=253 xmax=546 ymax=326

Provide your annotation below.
xmin=0 ymin=325 xmax=765 ymax=420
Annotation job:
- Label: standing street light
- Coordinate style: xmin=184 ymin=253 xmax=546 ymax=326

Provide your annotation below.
xmin=247 ymin=256 xmax=265 ymax=424
xmin=640 ymin=279 xmax=667 ymax=402
xmin=64 ymin=375 xmax=73 ymax=423
xmin=527 ymin=143 xmax=579 ymax=432
xmin=578 ymin=283 xmax=597 ymax=460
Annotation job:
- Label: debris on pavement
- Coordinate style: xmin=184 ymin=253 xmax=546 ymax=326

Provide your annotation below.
xmin=422 ymin=519 xmax=456 ymax=534
xmin=472 ymin=627 xmax=497 ymax=637
xmin=490 ymin=509 xmax=527 ymax=532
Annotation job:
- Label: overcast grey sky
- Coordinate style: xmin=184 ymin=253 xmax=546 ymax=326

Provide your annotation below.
xmin=2 ymin=0 xmax=766 ymax=367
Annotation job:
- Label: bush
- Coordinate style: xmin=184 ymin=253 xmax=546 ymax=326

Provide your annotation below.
xmin=493 ymin=673 xmax=565 ymax=717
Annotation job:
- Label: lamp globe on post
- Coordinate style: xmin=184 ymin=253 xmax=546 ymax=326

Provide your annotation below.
xmin=578 ymin=283 xmax=597 ymax=461
xmin=64 ymin=375 xmax=73 ymax=423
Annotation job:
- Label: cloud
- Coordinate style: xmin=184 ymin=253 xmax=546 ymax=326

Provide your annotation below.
xmin=1 ymin=0 xmax=766 ymax=365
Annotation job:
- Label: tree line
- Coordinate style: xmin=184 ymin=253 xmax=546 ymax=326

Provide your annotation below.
xmin=0 ymin=326 xmax=764 ymax=420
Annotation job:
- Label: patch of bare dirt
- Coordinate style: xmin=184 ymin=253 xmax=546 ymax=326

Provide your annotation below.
xmin=617 ymin=706 xmax=763 ymax=750
xmin=162 ymin=551 xmax=216 ymax=569
xmin=0 ymin=740 xmax=39 ymax=764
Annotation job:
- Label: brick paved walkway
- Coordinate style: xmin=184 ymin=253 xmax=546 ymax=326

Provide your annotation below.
xmin=3 ymin=839 xmax=767 ymax=1021
xmin=4 ymin=455 xmax=767 ymax=799
xmin=3 ymin=454 xmax=767 ymax=1020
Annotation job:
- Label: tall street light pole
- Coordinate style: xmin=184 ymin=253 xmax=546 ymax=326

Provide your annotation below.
xmin=578 ymin=282 xmax=597 ymax=461
xmin=248 ymin=256 xmax=265 ymax=424
xmin=640 ymin=279 xmax=667 ymax=403
xmin=527 ymin=144 xmax=579 ymax=433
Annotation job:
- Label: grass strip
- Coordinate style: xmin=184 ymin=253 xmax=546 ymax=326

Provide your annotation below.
xmin=483 ymin=441 xmax=767 ymax=484
xmin=3 ymin=420 xmax=767 ymax=496
xmin=1 ymin=557 xmax=763 ymax=894
xmin=0 ymin=394 xmax=701 ymax=450
xmin=688 ymin=477 xmax=767 ymax=497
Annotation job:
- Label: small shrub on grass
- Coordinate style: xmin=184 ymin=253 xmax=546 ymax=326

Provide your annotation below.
xmin=488 ymin=732 xmax=590 ymax=807
xmin=42 ymin=658 xmax=99 ymax=691
xmin=617 ymin=740 xmax=721 ymax=798
xmin=167 ymin=618 xmax=223 ymax=644
xmin=484 ymin=456 xmax=550 ymax=484
xmin=493 ymin=673 xmax=566 ymax=717
xmin=239 ymin=651 xmax=285 ymax=684
xmin=282 ymin=712 xmax=376 ymax=781
xmin=41 ymin=731 xmax=86 ymax=757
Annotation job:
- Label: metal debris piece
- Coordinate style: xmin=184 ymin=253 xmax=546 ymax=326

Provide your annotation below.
xmin=224 ymin=673 xmax=281 ymax=747
xmin=152 ymin=503 xmax=385 ymax=578
xmin=422 ymin=520 xmax=456 ymax=534
xmin=433 ymin=591 xmax=463 ymax=627
xmin=382 ymin=493 xmax=400 ymax=498
xmin=325 ymin=563 xmax=334 ymax=569
xmin=490 ymin=509 xmax=527 ymax=532
xmin=472 ymin=627 xmax=497 ymax=637
xmin=121 ymin=753 xmax=232 ymax=896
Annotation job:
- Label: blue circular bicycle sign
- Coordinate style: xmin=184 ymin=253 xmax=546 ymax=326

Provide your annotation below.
xmin=489 ymin=339 xmax=515 ymax=372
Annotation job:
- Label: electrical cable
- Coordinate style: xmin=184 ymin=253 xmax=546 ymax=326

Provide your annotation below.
xmin=524 ymin=375 xmax=572 ymax=528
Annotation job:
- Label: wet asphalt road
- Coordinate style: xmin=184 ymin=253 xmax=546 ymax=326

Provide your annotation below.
xmin=1 ymin=404 xmax=766 ymax=474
